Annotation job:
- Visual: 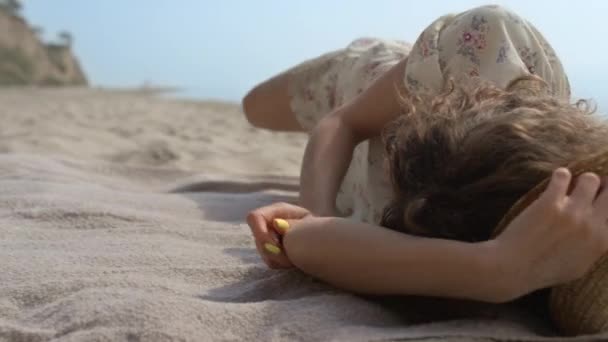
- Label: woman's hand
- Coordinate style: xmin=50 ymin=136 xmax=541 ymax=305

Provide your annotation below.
xmin=246 ymin=202 xmax=312 ymax=269
xmin=493 ymin=168 xmax=608 ymax=300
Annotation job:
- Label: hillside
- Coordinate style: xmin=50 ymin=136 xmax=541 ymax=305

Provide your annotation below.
xmin=0 ymin=8 xmax=87 ymax=86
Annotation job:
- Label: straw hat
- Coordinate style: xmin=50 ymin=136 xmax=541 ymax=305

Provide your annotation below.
xmin=493 ymin=150 xmax=608 ymax=335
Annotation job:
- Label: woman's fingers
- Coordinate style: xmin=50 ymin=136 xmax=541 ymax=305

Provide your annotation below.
xmin=246 ymin=211 xmax=280 ymax=245
xmin=262 ymin=251 xmax=291 ymax=269
xmin=246 ymin=203 xmax=311 ymax=269
xmin=593 ymin=178 xmax=608 ymax=212
xmin=568 ymin=172 xmax=601 ymax=207
xmin=498 ymin=169 xmax=608 ymax=291
xmin=591 ymin=179 xmax=608 ymax=251
xmin=540 ymin=168 xmax=571 ymax=205
xmin=254 ymin=239 xmax=293 ymax=268
xmin=257 ymin=202 xmax=311 ymax=221
xmin=272 ymin=218 xmax=291 ymax=236
xmin=262 ymin=219 xmax=294 ymax=267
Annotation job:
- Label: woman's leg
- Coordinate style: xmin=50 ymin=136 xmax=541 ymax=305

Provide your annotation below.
xmin=242 ymin=47 xmax=350 ymax=133
xmin=243 ymin=38 xmax=410 ymax=133
xmin=242 ymin=71 xmax=304 ymax=132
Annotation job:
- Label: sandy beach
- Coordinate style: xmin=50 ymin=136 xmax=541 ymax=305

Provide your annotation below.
xmin=0 ymin=87 xmax=307 ymax=176
xmin=2 ymin=87 xmax=606 ymax=341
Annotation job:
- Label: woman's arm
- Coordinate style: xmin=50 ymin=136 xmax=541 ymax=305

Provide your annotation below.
xmin=282 ymin=216 xmax=508 ymax=303
xmin=299 ymin=58 xmax=408 ymax=215
xmin=284 ymin=169 xmax=608 ymax=303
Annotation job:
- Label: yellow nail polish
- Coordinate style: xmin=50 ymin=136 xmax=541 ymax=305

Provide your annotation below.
xmin=273 ymin=218 xmax=290 ymax=232
xmin=264 ymin=243 xmax=281 ymax=255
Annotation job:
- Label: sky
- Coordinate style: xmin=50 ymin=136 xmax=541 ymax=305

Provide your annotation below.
xmin=22 ymin=0 xmax=608 ymax=107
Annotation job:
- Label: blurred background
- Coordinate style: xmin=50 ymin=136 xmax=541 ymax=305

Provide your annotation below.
xmin=3 ymin=0 xmax=608 ymax=109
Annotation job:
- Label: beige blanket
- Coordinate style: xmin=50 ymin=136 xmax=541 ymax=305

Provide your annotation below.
xmin=1 ymin=88 xmax=607 ymax=341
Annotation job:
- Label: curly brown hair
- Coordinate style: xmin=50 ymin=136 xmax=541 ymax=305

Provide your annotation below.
xmin=380 ymin=76 xmax=608 ymax=242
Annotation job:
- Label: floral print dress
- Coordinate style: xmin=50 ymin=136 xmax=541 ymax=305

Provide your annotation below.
xmin=288 ymin=5 xmax=570 ymax=224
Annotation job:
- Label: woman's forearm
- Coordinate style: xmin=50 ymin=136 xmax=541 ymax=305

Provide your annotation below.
xmin=298 ymin=58 xmax=408 ymax=215
xmin=299 ymin=116 xmax=356 ymax=216
xmin=282 ymin=217 xmax=516 ymax=303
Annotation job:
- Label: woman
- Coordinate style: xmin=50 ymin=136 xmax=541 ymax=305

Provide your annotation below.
xmin=243 ymin=5 xmax=608 ymax=303
xmin=379 ymin=77 xmax=608 ymax=244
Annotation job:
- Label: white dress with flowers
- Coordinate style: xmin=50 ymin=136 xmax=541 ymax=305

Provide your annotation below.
xmin=287 ymin=5 xmax=570 ymax=224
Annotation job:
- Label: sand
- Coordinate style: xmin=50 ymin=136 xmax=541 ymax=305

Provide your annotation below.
xmin=1 ymin=87 xmax=606 ymax=341
xmin=0 ymin=87 xmax=306 ymax=176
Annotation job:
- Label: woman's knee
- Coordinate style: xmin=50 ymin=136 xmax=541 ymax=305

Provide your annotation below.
xmin=241 ymin=75 xmax=303 ymax=131
xmin=242 ymin=86 xmax=265 ymax=127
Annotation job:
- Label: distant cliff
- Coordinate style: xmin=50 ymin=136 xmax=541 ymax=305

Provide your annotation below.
xmin=0 ymin=9 xmax=87 ymax=86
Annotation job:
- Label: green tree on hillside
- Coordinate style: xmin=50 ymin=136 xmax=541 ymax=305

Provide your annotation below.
xmin=58 ymin=31 xmax=73 ymax=47
xmin=0 ymin=0 xmax=22 ymax=15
